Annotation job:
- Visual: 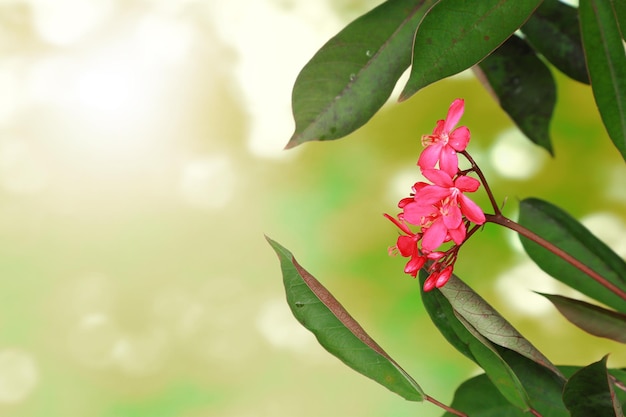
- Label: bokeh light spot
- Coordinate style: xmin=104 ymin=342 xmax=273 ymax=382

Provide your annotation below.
xmin=179 ymin=154 xmax=236 ymax=209
xmin=489 ymin=128 xmax=547 ymax=180
xmin=0 ymin=349 xmax=39 ymax=404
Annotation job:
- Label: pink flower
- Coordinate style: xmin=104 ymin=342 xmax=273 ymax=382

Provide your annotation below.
xmin=402 ymin=169 xmax=485 ymax=251
xmin=418 ymin=99 xmax=470 ymax=176
xmin=384 ymin=214 xmax=426 ymax=277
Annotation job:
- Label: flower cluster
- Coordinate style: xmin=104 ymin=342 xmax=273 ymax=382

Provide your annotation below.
xmin=385 ymin=99 xmax=485 ymax=291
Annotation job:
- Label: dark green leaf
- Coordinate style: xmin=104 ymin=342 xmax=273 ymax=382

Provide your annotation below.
xmin=579 ymin=0 xmax=626 ymax=160
xmin=266 ymin=237 xmax=424 ymax=401
xmin=538 ymin=293 xmax=626 ymax=343
xmin=438 ymin=274 xmax=563 ymax=378
xmin=443 ymin=350 xmax=569 ymax=417
xmin=563 ymin=356 xmax=624 ymax=417
xmin=399 ymin=0 xmax=542 ymax=100
xmin=475 ymin=35 xmax=556 ymax=154
xmin=518 ymin=198 xmax=626 ymax=313
xmin=287 ymin=0 xmax=435 ymax=148
xmin=611 ymin=0 xmax=626 ymax=40
xmin=521 ymin=0 xmax=589 ymax=84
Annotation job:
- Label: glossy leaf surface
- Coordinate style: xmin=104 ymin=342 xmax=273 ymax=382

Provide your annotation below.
xmin=579 ymin=0 xmax=626 ymax=160
xmin=438 ymin=274 xmax=562 ymax=377
xmin=420 ymin=271 xmax=531 ymax=411
xmin=539 ymin=293 xmax=626 ymax=343
xmin=518 ymin=198 xmax=626 ymax=313
xmin=521 ymin=0 xmax=588 ymax=84
xmin=267 ymin=237 xmax=424 ymax=401
xmin=563 ymin=356 xmax=624 ymax=417
xmin=476 ymin=35 xmax=556 ymax=153
xmin=400 ymin=0 xmax=542 ymax=100
xmin=287 ymin=0 xmax=435 ymax=148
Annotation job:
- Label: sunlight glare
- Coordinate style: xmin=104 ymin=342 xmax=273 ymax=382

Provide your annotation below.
xmin=31 ymin=0 xmax=115 ymax=46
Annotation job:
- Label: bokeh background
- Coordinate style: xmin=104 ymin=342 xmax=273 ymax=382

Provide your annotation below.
xmin=0 ymin=0 xmax=624 ymax=416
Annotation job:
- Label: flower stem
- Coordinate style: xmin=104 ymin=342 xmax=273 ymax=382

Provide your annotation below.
xmin=425 ymin=395 xmax=468 ymax=417
xmin=461 ymin=150 xmax=501 ymax=215
xmin=485 ymin=213 xmax=626 ymax=301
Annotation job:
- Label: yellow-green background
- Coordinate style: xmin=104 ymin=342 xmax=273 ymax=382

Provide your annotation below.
xmin=0 ymin=1 xmax=624 ymax=416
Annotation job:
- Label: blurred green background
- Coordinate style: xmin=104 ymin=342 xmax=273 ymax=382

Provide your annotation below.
xmin=0 ymin=1 xmax=624 ymax=416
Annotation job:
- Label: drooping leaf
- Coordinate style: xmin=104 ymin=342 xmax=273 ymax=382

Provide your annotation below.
xmin=518 ymin=198 xmax=626 ymax=313
xmin=444 ymin=351 xmax=570 ymax=417
xmin=563 ymin=356 xmax=624 ymax=417
xmin=399 ymin=0 xmax=542 ymax=100
xmin=421 ymin=271 xmax=539 ymax=412
xmin=287 ymin=0 xmax=435 ymax=148
xmin=521 ymin=0 xmax=589 ymax=84
xmin=475 ymin=35 xmax=556 ymax=154
xmin=438 ymin=274 xmax=563 ymax=378
xmin=266 ymin=237 xmax=424 ymax=401
xmin=579 ymin=0 xmax=626 ymax=160
xmin=538 ymin=293 xmax=626 ymax=343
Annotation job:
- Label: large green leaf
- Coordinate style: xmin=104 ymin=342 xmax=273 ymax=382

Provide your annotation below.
xmin=579 ymin=0 xmax=626 ymax=160
xmin=518 ymin=198 xmax=626 ymax=313
xmin=443 ymin=351 xmax=569 ymax=417
xmin=287 ymin=0 xmax=435 ymax=148
xmin=475 ymin=35 xmax=556 ymax=154
xmin=399 ymin=0 xmax=542 ymax=100
xmin=421 ymin=271 xmax=543 ymax=412
xmin=521 ymin=0 xmax=588 ymax=84
xmin=613 ymin=0 xmax=626 ymax=40
xmin=438 ymin=274 xmax=562 ymax=378
xmin=266 ymin=237 xmax=424 ymax=401
xmin=563 ymin=356 xmax=624 ymax=417
xmin=538 ymin=293 xmax=626 ymax=343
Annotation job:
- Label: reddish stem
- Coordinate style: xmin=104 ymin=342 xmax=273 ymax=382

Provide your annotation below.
xmin=485 ymin=213 xmax=626 ymax=302
xmin=425 ymin=395 xmax=468 ymax=417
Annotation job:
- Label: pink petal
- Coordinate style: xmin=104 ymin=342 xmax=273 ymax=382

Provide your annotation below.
xmin=458 ymin=194 xmax=486 ymax=224
xmin=448 ymin=126 xmax=470 ymax=151
xmin=417 ymin=144 xmax=442 ymax=170
xmin=443 ymin=98 xmax=465 ymax=132
xmin=438 ymin=146 xmax=460 ymax=177
xmin=435 ymin=266 xmax=453 ymax=288
xmin=402 ymin=201 xmax=435 ymax=224
xmin=421 ymin=219 xmax=447 ymax=251
xmin=423 ymin=273 xmax=438 ymax=291
xmin=404 ymin=255 xmax=426 ymax=276
xmin=454 ymin=175 xmax=480 ymax=192
xmin=396 ymin=235 xmax=417 ymax=257
xmin=443 ymin=204 xmax=462 ymax=229
xmin=413 ymin=187 xmax=449 ymax=208
xmin=448 ymin=223 xmax=466 ymax=245
xmin=421 ymin=168 xmax=453 ymax=187
xmin=431 ymin=119 xmax=446 ymax=136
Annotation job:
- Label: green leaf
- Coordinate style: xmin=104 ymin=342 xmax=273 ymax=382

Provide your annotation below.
xmin=475 ymin=35 xmax=556 ymax=154
xmin=538 ymin=293 xmax=626 ymax=343
xmin=421 ymin=271 xmax=542 ymax=412
xmin=518 ymin=198 xmax=626 ymax=313
xmin=611 ymin=0 xmax=626 ymax=40
xmin=443 ymin=373 xmax=528 ymax=417
xmin=287 ymin=0 xmax=436 ymax=148
xmin=521 ymin=0 xmax=589 ymax=84
xmin=399 ymin=0 xmax=542 ymax=100
xmin=579 ymin=0 xmax=626 ymax=160
xmin=266 ymin=237 xmax=424 ymax=401
xmin=563 ymin=356 xmax=624 ymax=417
xmin=444 ymin=351 xmax=569 ymax=417
xmin=438 ymin=274 xmax=563 ymax=378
